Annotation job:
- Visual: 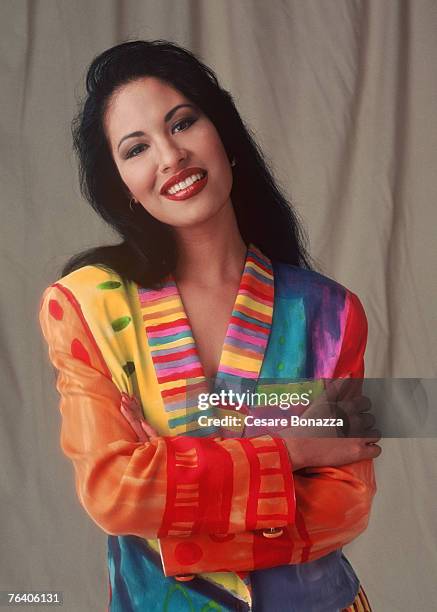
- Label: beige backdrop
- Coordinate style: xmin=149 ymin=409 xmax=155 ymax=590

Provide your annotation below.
xmin=1 ymin=1 xmax=436 ymax=610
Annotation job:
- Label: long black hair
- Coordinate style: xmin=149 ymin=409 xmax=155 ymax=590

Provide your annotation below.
xmin=64 ymin=39 xmax=311 ymax=286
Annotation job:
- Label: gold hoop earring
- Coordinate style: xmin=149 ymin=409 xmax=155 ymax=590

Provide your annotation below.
xmin=129 ymin=197 xmax=137 ymax=212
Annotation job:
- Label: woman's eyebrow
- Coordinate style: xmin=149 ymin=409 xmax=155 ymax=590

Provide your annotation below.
xmin=164 ymin=103 xmax=196 ymax=122
xmin=117 ymin=131 xmax=144 ymax=151
xmin=117 ymin=103 xmax=196 ymax=151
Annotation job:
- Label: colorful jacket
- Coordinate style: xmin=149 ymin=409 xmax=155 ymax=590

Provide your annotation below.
xmin=39 ymin=246 xmax=375 ymax=610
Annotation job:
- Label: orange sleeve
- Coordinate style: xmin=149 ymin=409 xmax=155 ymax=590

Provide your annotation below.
xmin=39 ymin=284 xmax=296 ymax=539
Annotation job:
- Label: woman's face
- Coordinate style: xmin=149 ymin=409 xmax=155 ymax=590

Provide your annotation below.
xmin=104 ymin=77 xmax=233 ymax=228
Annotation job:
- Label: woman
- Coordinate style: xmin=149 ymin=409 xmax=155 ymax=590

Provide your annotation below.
xmin=39 ymin=40 xmax=381 ymax=611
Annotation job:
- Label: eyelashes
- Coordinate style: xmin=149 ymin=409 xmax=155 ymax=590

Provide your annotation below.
xmin=125 ymin=115 xmax=198 ymax=159
xmin=126 ymin=143 xmax=148 ymax=159
xmin=172 ymin=116 xmax=197 ymax=134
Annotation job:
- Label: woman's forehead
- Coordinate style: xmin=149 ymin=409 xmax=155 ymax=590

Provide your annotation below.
xmin=109 ymin=77 xmax=188 ymax=116
xmin=104 ymin=77 xmax=191 ymax=135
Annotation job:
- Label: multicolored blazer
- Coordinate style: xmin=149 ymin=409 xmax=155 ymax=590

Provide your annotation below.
xmin=39 ymin=246 xmax=375 ymax=611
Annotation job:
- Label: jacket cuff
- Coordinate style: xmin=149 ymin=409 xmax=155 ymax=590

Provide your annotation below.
xmin=158 ymin=435 xmax=295 ymax=576
xmin=158 ymin=435 xmax=295 ymax=538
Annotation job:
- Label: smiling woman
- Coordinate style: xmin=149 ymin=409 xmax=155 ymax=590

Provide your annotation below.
xmin=105 ymin=77 xmax=233 ymax=228
xmin=39 ymin=40 xmax=380 ymax=611
xmin=65 ymin=40 xmax=312 ymax=287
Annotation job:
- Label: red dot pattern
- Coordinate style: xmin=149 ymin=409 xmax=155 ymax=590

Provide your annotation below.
xmin=174 ymin=542 xmax=203 ymax=566
xmin=71 ymin=338 xmax=91 ymax=366
xmin=48 ymin=299 xmax=64 ymax=320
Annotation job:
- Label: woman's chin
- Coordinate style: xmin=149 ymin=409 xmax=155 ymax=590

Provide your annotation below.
xmin=159 ymin=199 xmax=230 ymax=230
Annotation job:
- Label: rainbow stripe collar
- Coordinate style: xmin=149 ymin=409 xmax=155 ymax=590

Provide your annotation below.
xmin=137 ymin=245 xmax=274 ymax=435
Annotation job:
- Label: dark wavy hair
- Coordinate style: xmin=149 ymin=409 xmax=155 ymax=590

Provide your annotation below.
xmin=63 ymin=39 xmax=311 ymax=286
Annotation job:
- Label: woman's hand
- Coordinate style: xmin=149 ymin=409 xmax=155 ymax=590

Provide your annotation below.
xmin=120 ymin=392 xmax=158 ymax=441
xmin=285 ymin=435 xmax=382 ymax=471
xmin=119 ymin=386 xmax=382 ymax=471
xmin=281 ymin=379 xmax=382 ymax=470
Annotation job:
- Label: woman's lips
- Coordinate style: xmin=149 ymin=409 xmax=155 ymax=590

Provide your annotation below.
xmin=161 ymin=173 xmax=208 ymax=201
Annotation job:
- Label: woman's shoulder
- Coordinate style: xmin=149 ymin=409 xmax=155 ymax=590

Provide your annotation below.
xmin=43 ymin=264 xmax=130 ymax=296
xmin=272 ymin=261 xmax=367 ymax=342
xmin=272 ymin=261 xmax=364 ymax=313
xmin=273 ymin=261 xmax=350 ymax=294
xmin=40 ymin=264 xmax=134 ymax=317
xmin=53 ymin=264 xmax=125 ymax=289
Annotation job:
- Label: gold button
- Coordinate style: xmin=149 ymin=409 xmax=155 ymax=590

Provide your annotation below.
xmin=175 ymin=574 xmax=195 ymax=582
xmin=262 ymin=527 xmax=284 ymax=538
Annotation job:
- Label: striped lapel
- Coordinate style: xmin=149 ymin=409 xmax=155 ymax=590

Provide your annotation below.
xmin=138 ymin=245 xmax=274 ymax=436
xmin=217 ymin=247 xmax=274 ymax=379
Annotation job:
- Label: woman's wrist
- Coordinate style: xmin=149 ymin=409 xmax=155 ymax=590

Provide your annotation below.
xmin=283 ymin=438 xmax=305 ymax=471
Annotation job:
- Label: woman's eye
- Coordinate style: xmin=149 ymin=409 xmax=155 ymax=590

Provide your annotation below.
xmin=126 ymin=144 xmax=148 ymax=159
xmin=124 ymin=117 xmax=197 ymax=158
xmin=172 ymin=116 xmax=197 ymax=134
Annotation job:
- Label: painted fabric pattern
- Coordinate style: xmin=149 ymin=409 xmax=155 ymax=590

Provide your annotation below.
xmin=39 ymin=245 xmax=375 ymax=610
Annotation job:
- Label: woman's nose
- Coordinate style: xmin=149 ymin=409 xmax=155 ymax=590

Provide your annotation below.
xmin=157 ymin=138 xmax=187 ymax=174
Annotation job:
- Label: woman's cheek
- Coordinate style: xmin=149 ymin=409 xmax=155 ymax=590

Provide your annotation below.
xmin=121 ymin=166 xmax=148 ymax=199
xmin=218 ymin=165 xmax=233 ymax=200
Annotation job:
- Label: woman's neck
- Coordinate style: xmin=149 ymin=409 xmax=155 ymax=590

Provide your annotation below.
xmin=174 ymin=201 xmax=247 ymax=287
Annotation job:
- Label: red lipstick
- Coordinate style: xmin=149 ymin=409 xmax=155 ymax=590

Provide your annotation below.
xmin=160 ymin=167 xmax=208 ymax=201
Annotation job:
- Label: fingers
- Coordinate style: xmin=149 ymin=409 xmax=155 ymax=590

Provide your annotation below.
xmin=355 ymin=395 xmax=372 ymax=413
xmin=337 ymin=395 xmax=372 ymax=416
xmin=362 ymin=442 xmax=382 ymax=459
xmin=347 ymin=411 xmax=376 ymax=436
xmin=324 ymin=377 xmax=350 ymax=403
xmin=360 ymin=412 xmax=376 ymax=429
xmin=120 ymin=392 xmax=158 ymax=442
xmin=335 ymin=396 xmax=375 ymax=436
xmin=121 ymin=391 xmax=143 ymax=418
xmin=362 ymin=428 xmax=381 ymax=442
xmin=344 ymin=434 xmax=383 ymax=461
xmin=120 ymin=402 xmax=149 ymax=442
xmin=324 ymin=376 xmax=363 ymax=402
xmin=141 ymin=420 xmax=158 ymax=440
xmin=348 ymin=428 xmax=381 ymax=442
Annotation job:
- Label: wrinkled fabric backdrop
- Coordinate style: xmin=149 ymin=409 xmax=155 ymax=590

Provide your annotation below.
xmin=1 ymin=1 xmax=436 ymax=610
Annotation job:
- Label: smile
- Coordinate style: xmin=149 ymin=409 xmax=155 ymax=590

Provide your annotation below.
xmin=167 ymin=173 xmax=205 ymax=195
xmin=160 ymin=167 xmax=208 ymax=201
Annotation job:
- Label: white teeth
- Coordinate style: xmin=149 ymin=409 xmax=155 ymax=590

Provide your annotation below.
xmin=166 ymin=173 xmax=205 ymax=195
